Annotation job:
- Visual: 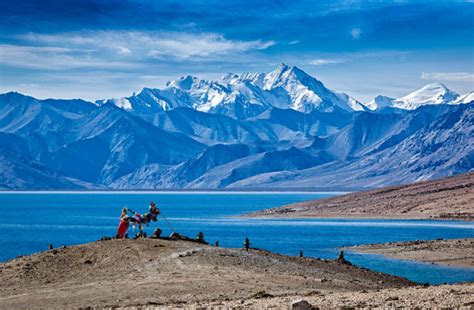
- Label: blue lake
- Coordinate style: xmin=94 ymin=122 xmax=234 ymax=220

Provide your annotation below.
xmin=0 ymin=192 xmax=473 ymax=285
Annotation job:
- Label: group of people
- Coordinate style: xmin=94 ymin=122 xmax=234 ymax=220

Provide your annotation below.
xmin=116 ymin=201 xmax=160 ymax=238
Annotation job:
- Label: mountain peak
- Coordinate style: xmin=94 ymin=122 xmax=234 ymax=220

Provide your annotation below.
xmin=419 ymin=82 xmax=449 ymax=92
xmin=1 ymin=91 xmax=35 ymax=101
xmin=271 ymin=63 xmax=306 ymax=77
xmin=264 ymin=63 xmax=312 ymax=90
xmin=366 ymin=95 xmax=395 ymax=110
xmin=276 ymin=62 xmax=290 ymax=71
xmin=221 ymin=73 xmax=239 ymax=83
xmin=401 ymin=82 xmax=457 ymax=100
xmin=137 ymin=87 xmax=158 ymax=97
xmin=167 ymin=75 xmax=201 ymax=90
xmin=93 ymin=63 xmax=395 ymax=115
xmin=390 ymin=82 xmax=459 ymax=110
xmin=261 ymin=63 xmax=367 ymax=112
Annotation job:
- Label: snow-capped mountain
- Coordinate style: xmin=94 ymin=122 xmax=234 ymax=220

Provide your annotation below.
xmin=367 ymin=83 xmax=462 ymax=110
xmin=455 ymin=91 xmax=474 ymax=104
xmin=225 ymin=63 xmax=368 ymax=112
xmin=96 ymin=86 xmax=193 ymax=114
xmin=393 ymin=83 xmax=459 ymax=109
xmin=365 ymin=95 xmax=396 ymax=110
xmin=258 ymin=63 xmax=367 ymax=112
xmin=0 ymin=66 xmax=473 ymax=190
xmin=98 ymin=64 xmax=369 ymax=121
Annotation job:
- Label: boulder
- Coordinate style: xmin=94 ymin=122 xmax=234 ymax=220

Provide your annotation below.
xmin=292 ymin=299 xmax=313 ymax=310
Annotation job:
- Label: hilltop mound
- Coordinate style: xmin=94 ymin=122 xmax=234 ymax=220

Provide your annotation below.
xmin=0 ymin=238 xmax=413 ymax=309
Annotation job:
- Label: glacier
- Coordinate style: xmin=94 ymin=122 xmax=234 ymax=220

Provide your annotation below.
xmin=0 ymin=64 xmax=473 ymax=190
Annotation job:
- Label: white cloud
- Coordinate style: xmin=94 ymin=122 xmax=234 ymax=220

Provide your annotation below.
xmin=0 ymin=31 xmax=277 ymax=100
xmin=20 ymin=31 xmax=275 ymax=60
xmin=350 ymin=28 xmax=362 ymax=39
xmin=309 ymin=58 xmax=345 ymax=66
xmin=0 ymin=44 xmax=139 ymax=70
xmin=0 ymin=31 xmax=276 ymax=71
xmin=288 ymin=40 xmax=300 ymax=45
xmin=145 ymin=33 xmax=275 ymax=59
xmin=116 ymin=46 xmax=132 ymax=55
xmin=421 ymin=72 xmax=474 ymax=82
xmin=19 ymin=83 xmax=40 ymax=88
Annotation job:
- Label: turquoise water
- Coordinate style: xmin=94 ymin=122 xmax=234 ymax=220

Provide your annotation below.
xmin=0 ymin=192 xmax=473 ymax=284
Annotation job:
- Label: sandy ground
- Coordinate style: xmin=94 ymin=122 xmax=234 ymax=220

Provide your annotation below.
xmin=0 ymin=238 xmax=415 ymax=309
xmin=246 ymin=172 xmax=474 ymax=221
xmin=178 ymin=283 xmax=474 ymax=309
xmin=346 ymin=238 xmax=474 ymax=268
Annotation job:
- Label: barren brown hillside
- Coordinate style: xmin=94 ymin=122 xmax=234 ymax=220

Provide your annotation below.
xmin=247 ymin=172 xmax=474 ymax=220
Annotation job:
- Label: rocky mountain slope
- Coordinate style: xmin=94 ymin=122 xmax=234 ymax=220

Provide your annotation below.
xmin=0 ymin=64 xmax=472 ymax=189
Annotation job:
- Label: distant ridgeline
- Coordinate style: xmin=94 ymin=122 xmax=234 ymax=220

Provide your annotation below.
xmin=0 ymin=64 xmax=473 ymax=190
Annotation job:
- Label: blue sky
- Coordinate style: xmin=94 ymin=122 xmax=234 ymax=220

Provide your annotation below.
xmin=0 ymin=0 xmax=473 ymax=102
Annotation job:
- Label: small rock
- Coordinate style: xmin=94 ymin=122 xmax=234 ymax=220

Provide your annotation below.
xmin=306 ymin=290 xmax=322 ymax=296
xmin=292 ymin=299 xmax=313 ymax=310
xmin=250 ymin=290 xmax=274 ymax=299
xmin=84 ymin=259 xmax=93 ymax=264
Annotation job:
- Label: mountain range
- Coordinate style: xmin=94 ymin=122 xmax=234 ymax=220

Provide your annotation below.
xmin=0 ymin=64 xmax=473 ymax=190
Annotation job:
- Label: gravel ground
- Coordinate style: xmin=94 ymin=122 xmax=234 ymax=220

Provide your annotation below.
xmin=179 ymin=283 xmax=474 ymax=309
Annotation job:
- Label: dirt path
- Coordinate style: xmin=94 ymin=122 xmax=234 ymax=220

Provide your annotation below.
xmin=345 ymin=238 xmax=474 ymax=268
xmin=245 ymin=172 xmax=474 ymax=221
xmin=0 ymin=238 xmax=414 ymax=309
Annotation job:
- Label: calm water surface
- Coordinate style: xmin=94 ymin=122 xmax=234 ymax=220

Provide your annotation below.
xmin=0 ymin=192 xmax=473 ymax=284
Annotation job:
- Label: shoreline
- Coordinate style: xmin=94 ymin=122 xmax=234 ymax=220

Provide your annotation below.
xmin=244 ymin=213 xmax=474 ymax=221
xmin=344 ymin=238 xmax=474 ymax=269
xmin=0 ymin=190 xmax=349 ymax=195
